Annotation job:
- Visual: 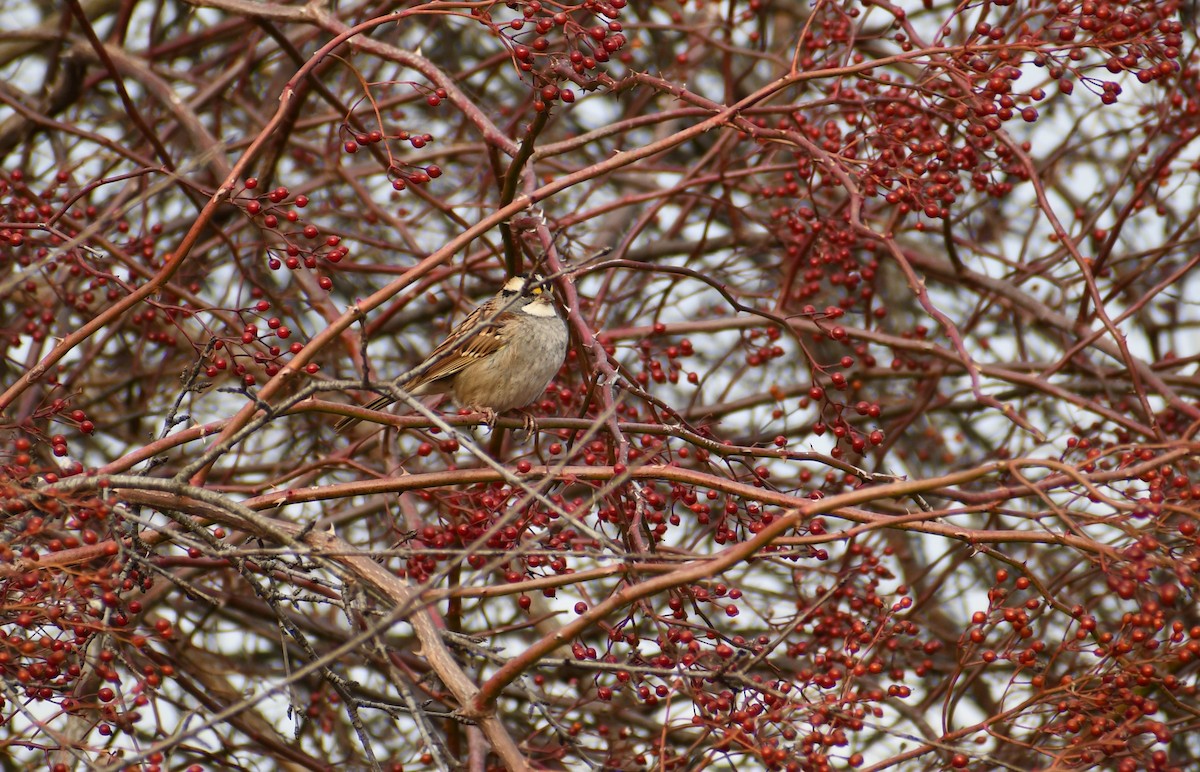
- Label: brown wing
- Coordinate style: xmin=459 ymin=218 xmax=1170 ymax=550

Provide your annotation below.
xmin=405 ymin=310 xmax=514 ymax=390
xmin=335 ymin=304 xmax=514 ymax=433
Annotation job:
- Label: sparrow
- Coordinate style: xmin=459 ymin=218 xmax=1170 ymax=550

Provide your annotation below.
xmin=335 ymin=273 xmax=567 ymax=433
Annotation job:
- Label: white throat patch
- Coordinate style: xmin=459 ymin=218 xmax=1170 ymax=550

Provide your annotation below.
xmin=522 ymin=297 xmax=558 ymax=317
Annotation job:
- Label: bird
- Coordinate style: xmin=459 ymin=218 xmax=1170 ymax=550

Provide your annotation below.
xmin=335 ymin=272 xmax=567 ymax=433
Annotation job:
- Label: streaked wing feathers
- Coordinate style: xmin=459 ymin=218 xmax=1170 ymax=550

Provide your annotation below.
xmin=406 ymin=310 xmax=513 ymax=389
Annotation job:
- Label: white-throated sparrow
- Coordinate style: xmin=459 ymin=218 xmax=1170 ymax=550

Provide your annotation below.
xmin=335 ymin=273 xmax=567 ymax=433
